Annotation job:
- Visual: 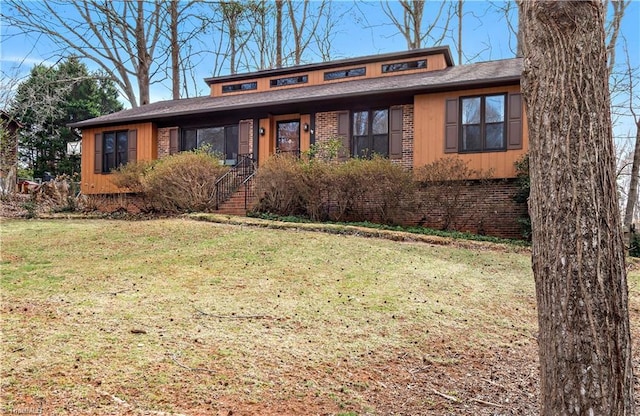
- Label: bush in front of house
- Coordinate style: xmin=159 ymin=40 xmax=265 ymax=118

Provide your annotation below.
xmin=253 ymin=154 xmax=415 ymax=225
xmin=414 ymin=157 xmax=493 ymax=231
xmin=113 ymin=151 xmax=229 ymax=213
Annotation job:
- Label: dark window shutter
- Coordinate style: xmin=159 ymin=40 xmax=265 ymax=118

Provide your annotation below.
xmin=444 ymin=98 xmax=459 ymax=153
xmin=239 ymin=120 xmax=250 ymax=155
xmin=127 ymin=129 xmax=137 ymax=162
xmin=337 ymin=111 xmax=350 ymax=160
xmin=94 ymin=133 xmax=103 ymax=174
xmin=169 ymin=127 xmax=179 ymax=154
xmin=507 ymin=93 xmax=523 ymax=150
xmin=389 ymin=107 xmax=403 ymax=160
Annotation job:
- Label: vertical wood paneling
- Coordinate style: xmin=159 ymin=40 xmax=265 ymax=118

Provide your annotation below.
xmin=258 ymin=117 xmax=271 ymax=166
xmin=300 ymin=114 xmax=311 ymax=153
xmin=81 ymin=122 xmax=155 ymax=194
xmin=413 ymin=85 xmax=528 ymax=179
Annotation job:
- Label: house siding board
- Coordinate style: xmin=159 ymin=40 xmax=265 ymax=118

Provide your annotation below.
xmin=81 ymin=122 xmax=155 ymax=195
xmin=413 ymin=84 xmax=528 ymax=178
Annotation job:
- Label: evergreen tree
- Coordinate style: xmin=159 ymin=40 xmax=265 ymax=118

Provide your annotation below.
xmin=10 ymin=57 xmax=122 ymax=179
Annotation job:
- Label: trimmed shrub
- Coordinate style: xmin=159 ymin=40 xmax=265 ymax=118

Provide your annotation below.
xmin=253 ymin=155 xmax=415 ymax=225
xmin=112 ymin=151 xmax=229 ymax=213
xmin=111 ymin=159 xmax=155 ymax=193
xmin=143 ymin=152 xmax=229 ymax=212
xmin=253 ymin=154 xmax=306 ymax=216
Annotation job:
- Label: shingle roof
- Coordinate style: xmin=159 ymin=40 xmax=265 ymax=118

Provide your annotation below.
xmin=70 ymin=58 xmax=522 ymax=128
xmin=205 ymin=46 xmax=455 ymax=84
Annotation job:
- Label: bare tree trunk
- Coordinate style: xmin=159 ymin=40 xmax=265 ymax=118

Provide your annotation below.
xmin=519 ymin=1 xmax=635 ymax=414
xmin=457 ymin=0 xmax=462 ymax=64
xmin=606 ymin=0 xmax=630 ymax=74
xmin=381 ymin=0 xmax=450 ymax=51
xmin=169 ymin=0 xmax=180 ymax=100
xmin=275 ymin=0 xmax=283 ymax=68
xmin=516 ymin=3 xmax=523 ymax=57
xmin=286 ymin=0 xmax=327 ymax=65
xmin=624 ymin=122 xmax=640 ymax=234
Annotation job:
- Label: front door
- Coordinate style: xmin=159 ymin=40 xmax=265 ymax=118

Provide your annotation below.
xmin=276 ymin=120 xmax=300 ymax=156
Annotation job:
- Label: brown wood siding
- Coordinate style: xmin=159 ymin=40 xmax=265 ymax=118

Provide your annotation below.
xmin=81 ymin=122 xmax=156 ymax=194
xmin=257 ymin=117 xmax=271 ymax=166
xmin=413 ymin=85 xmax=528 ymax=179
xmin=300 ymin=114 xmax=311 ymax=153
xmin=211 ymin=53 xmax=449 ymax=97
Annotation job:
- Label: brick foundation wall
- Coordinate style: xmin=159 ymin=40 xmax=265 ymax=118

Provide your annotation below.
xmin=408 ymin=179 xmax=528 ymax=239
xmin=85 ymin=193 xmax=150 ymax=214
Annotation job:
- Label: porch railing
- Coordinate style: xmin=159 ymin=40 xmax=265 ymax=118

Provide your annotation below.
xmin=242 ymin=170 xmax=257 ymax=210
xmin=215 ymin=154 xmax=255 ymax=210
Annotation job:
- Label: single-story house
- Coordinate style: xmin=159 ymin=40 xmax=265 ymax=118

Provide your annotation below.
xmin=70 ymin=46 xmax=528 ymax=237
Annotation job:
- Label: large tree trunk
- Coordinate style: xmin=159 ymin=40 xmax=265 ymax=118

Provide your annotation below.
xmin=519 ymin=1 xmax=635 ymax=415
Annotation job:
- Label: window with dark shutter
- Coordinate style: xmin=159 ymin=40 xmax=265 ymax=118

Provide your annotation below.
xmin=337 ymin=111 xmax=350 ymax=160
xmin=127 ymin=130 xmax=137 ymax=163
xmin=389 ymin=107 xmax=403 ymax=159
xmin=99 ymin=130 xmax=130 ymax=173
xmin=507 ymin=93 xmax=523 ymax=150
xmin=444 ymin=98 xmax=459 ymax=153
xmin=239 ymin=120 xmax=251 ymax=155
xmin=453 ymin=94 xmax=507 ymax=153
xmin=169 ymin=128 xmax=179 ymax=154
xmin=94 ymin=133 xmax=103 ymax=174
xmin=351 ymin=109 xmax=389 ymax=158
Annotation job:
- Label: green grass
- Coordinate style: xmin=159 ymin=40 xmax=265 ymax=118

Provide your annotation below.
xmin=1 ymin=218 xmax=638 ymax=415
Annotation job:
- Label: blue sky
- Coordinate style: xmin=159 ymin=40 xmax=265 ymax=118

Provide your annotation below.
xmin=1 ymin=0 xmax=638 ymax=109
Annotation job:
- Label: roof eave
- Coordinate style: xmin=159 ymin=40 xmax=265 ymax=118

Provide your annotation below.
xmin=70 ymin=74 xmax=520 ymax=129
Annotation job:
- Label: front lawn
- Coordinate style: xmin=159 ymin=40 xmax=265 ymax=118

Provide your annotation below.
xmin=1 ymin=218 xmax=638 ymax=415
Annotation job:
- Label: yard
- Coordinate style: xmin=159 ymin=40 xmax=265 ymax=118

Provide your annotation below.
xmin=1 ymin=218 xmax=639 ymax=415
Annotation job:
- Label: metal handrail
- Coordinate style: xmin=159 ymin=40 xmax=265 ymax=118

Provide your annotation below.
xmin=242 ymin=170 xmax=257 ymax=210
xmin=215 ymin=154 xmax=255 ymax=210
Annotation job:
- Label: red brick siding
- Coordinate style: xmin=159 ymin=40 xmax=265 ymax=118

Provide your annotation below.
xmin=401 ymin=104 xmax=414 ymax=169
xmin=409 ymin=179 xmax=527 ymax=239
xmin=157 ymin=127 xmax=173 ymax=159
xmin=314 ymin=108 xmax=414 ymax=168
